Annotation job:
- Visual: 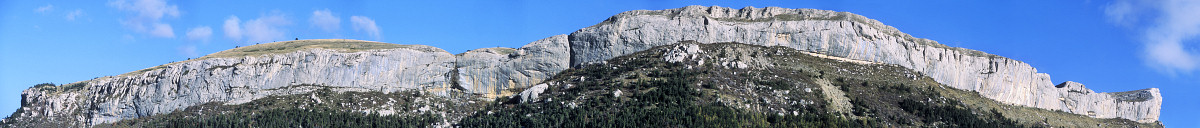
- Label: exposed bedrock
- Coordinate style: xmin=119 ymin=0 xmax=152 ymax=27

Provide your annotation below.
xmin=7 ymin=6 xmax=1160 ymax=126
xmin=455 ymin=35 xmax=570 ymax=98
xmin=15 ymin=45 xmax=458 ymax=125
xmin=12 ymin=35 xmax=576 ymax=126
xmin=566 ymin=5 xmax=1159 ymax=122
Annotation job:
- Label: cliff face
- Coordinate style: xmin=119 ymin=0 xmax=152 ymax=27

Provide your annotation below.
xmin=11 ymin=41 xmax=459 ymax=125
xmin=488 ymin=42 xmax=1159 ymax=127
xmin=455 ymin=35 xmax=571 ymax=98
xmin=7 ymin=37 xmax=573 ymax=126
xmin=566 ymin=5 xmax=1159 ymax=122
xmin=4 ymin=5 xmax=1160 ymax=126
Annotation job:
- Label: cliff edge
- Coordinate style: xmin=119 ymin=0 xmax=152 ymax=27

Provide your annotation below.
xmin=566 ymin=5 xmax=1159 ymax=123
xmin=2 ymin=6 xmax=1160 ymax=127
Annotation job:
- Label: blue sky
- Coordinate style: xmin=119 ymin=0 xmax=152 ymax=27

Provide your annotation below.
xmin=1 ymin=0 xmax=1197 ymax=126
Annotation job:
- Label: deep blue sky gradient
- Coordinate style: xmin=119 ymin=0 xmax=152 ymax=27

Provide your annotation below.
xmin=1 ymin=0 xmax=1195 ymax=126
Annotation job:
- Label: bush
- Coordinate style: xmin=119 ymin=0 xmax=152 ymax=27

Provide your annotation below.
xmin=33 ymin=83 xmax=55 ymax=88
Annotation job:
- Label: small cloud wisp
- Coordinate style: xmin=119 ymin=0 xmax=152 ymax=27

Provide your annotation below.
xmin=1107 ymin=0 xmax=1200 ymax=75
xmin=310 ymin=9 xmax=340 ymax=33
xmin=223 ymin=13 xmax=292 ymax=44
xmin=109 ymin=0 xmax=181 ymax=38
xmin=350 ymin=16 xmax=381 ymax=41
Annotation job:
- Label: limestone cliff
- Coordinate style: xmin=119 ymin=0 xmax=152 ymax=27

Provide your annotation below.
xmin=7 ymin=39 xmax=462 ymax=126
xmin=566 ymin=5 xmax=1159 ymax=122
xmin=2 ymin=5 xmax=1160 ymax=126
xmin=455 ymin=35 xmax=570 ymax=98
xmin=5 ymin=36 xmax=575 ymax=126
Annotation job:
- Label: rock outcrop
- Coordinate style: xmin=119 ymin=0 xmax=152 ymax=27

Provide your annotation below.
xmin=518 ymin=83 xmax=549 ymax=103
xmin=11 ymin=41 xmax=459 ymax=125
xmin=1057 ymin=81 xmax=1161 ymax=123
xmin=7 ymin=36 xmax=574 ymax=126
xmin=566 ymin=5 xmax=1160 ymax=122
xmin=4 ymin=5 xmax=1161 ymax=126
xmin=456 ymin=35 xmax=571 ymax=98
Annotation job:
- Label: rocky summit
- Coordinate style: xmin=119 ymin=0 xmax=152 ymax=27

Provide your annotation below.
xmin=3 ymin=6 xmax=1160 ymax=127
xmin=567 ymin=5 xmax=1160 ymax=123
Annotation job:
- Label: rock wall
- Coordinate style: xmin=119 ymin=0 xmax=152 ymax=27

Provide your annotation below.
xmin=1057 ymin=81 xmax=1161 ymax=123
xmin=12 ymin=43 xmax=462 ymax=125
xmin=567 ymin=5 xmax=1159 ymax=122
xmin=9 ymin=36 xmax=575 ymax=126
xmin=456 ymin=35 xmax=571 ymax=98
xmin=6 ymin=5 xmax=1161 ymax=126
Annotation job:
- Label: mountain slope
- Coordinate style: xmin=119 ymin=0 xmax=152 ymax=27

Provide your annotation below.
xmin=3 ymin=39 xmax=460 ymax=127
xmin=2 ymin=37 xmax=569 ymax=127
xmin=93 ymin=42 xmax=1160 ymax=127
xmin=566 ymin=5 xmax=1159 ymax=122
xmin=2 ymin=6 xmax=1161 ymax=127
xmin=461 ymin=42 xmax=1158 ymax=127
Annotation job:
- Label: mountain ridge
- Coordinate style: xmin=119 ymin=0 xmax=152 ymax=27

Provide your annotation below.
xmin=566 ymin=5 xmax=1159 ymax=122
xmin=463 ymin=41 xmax=1157 ymax=127
xmin=2 ymin=5 xmax=1161 ymax=127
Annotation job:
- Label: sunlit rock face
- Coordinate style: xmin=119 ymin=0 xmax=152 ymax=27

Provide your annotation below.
xmin=566 ymin=5 xmax=1159 ymax=122
xmin=13 ymin=44 xmax=459 ymax=125
xmin=9 ymin=36 xmax=575 ymax=126
xmin=456 ymin=35 xmax=571 ymax=98
xmin=6 ymin=5 xmax=1160 ymax=127
xmin=1057 ymin=81 xmax=1161 ymax=123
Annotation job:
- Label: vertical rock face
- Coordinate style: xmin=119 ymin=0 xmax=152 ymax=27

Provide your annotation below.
xmin=455 ymin=35 xmax=571 ymax=98
xmin=10 ymin=41 xmax=460 ymax=126
xmin=5 ymin=6 xmax=1162 ymax=126
xmin=1057 ymin=81 xmax=1161 ymax=123
xmin=567 ymin=5 xmax=1159 ymax=122
xmin=7 ymin=37 xmax=572 ymax=126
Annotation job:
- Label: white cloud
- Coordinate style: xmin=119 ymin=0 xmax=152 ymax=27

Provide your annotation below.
xmin=310 ymin=9 xmax=340 ymax=32
xmin=179 ymin=45 xmax=198 ymax=58
xmin=149 ymin=23 xmax=174 ymax=38
xmin=34 ymin=4 xmax=53 ymax=13
xmin=350 ymin=16 xmax=381 ymax=40
xmin=109 ymin=0 xmax=180 ymax=38
xmin=223 ymin=16 xmax=242 ymax=40
xmin=65 ymin=9 xmax=84 ymax=21
xmin=108 ymin=0 xmax=179 ymax=21
xmin=243 ymin=14 xmax=291 ymax=43
xmin=1107 ymin=0 xmax=1200 ymax=74
xmin=1104 ymin=0 xmax=1139 ymax=27
xmin=186 ymin=26 xmax=212 ymax=42
xmin=223 ymin=13 xmax=292 ymax=44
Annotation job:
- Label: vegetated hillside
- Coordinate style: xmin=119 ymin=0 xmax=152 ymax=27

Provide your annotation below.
xmin=119 ymin=39 xmax=426 ymax=77
xmin=34 ymin=41 xmax=1161 ymax=128
xmin=2 ymin=6 xmax=1161 ymax=127
xmin=460 ymin=41 xmax=1161 ymax=128
xmin=1 ymin=38 xmax=464 ymax=127
xmin=96 ymin=87 xmax=483 ymax=127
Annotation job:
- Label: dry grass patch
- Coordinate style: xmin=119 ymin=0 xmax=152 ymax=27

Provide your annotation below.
xmin=118 ymin=39 xmax=428 ymax=77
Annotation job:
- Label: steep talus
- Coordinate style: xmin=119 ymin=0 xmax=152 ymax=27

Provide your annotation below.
xmin=566 ymin=5 xmax=1159 ymax=122
xmin=3 ymin=5 xmax=1160 ymax=127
